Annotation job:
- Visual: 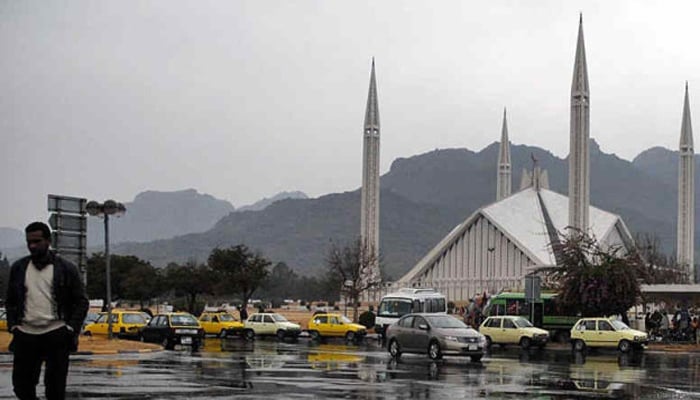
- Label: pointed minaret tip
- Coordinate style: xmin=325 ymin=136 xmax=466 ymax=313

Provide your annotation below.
xmin=579 ymin=12 xmax=582 ymax=24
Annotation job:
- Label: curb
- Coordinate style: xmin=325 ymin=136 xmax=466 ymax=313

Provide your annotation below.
xmin=0 ymin=348 xmax=163 ymax=356
xmin=72 ymin=348 xmax=163 ymax=355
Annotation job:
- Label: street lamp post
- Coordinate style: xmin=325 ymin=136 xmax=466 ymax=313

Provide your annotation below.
xmin=86 ymin=200 xmax=126 ymax=339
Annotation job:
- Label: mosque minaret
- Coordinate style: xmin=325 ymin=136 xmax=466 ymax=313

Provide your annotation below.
xmin=360 ymin=58 xmax=381 ymax=279
xmin=568 ymin=14 xmax=591 ymax=234
xmin=677 ymin=82 xmax=695 ymax=283
xmin=496 ymin=108 xmax=512 ymax=201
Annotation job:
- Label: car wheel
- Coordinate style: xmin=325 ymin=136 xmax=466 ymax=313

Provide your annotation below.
xmin=163 ymin=338 xmax=174 ymax=350
xmin=573 ymin=339 xmax=586 ymax=352
xmin=428 ymin=341 xmax=442 ymax=360
xmin=345 ymin=331 xmax=356 ymax=343
xmin=244 ymin=329 xmax=255 ymax=341
xmin=484 ymin=336 xmax=492 ymax=348
xmin=388 ymin=339 xmax=401 ymax=358
xmin=470 ymin=355 xmax=483 ymax=362
xmin=83 ymin=331 xmax=92 ymax=337
xmin=618 ymin=339 xmax=631 ymax=353
xmin=309 ymin=330 xmax=321 ymax=340
xmin=219 ymin=330 xmax=228 ymax=339
xmin=276 ymin=330 xmax=286 ymax=340
xmin=520 ymin=337 xmax=532 ymax=350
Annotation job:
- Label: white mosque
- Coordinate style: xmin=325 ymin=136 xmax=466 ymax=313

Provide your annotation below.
xmin=359 ymin=16 xmax=696 ymax=302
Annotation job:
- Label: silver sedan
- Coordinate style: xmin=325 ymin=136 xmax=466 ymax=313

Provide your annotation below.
xmin=386 ymin=313 xmax=486 ymax=361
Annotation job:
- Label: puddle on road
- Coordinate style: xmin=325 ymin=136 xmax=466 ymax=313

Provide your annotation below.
xmin=2 ymin=339 xmax=696 ymax=399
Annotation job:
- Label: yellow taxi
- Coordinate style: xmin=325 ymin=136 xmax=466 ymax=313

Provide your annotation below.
xmin=570 ymin=317 xmax=648 ymax=353
xmin=0 ymin=309 xmax=6 ymax=331
xmin=306 ymin=313 xmax=367 ymax=342
xmin=198 ymin=311 xmax=244 ymax=337
xmin=479 ymin=315 xmax=549 ymax=349
xmin=83 ymin=310 xmax=149 ymax=338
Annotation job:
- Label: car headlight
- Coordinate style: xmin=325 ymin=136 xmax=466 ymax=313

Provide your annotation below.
xmin=444 ymin=335 xmax=458 ymax=342
xmin=478 ymin=335 xmax=487 ymax=344
xmin=634 ymin=335 xmax=646 ymax=341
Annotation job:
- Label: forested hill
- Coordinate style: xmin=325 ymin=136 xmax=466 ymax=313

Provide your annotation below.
xmin=114 ymin=140 xmax=689 ymax=278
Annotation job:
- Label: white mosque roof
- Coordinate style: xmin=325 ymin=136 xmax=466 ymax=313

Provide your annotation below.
xmin=481 ymin=187 xmax=624 ymax=265
xmin=397 ymin=186 xmax=634 ymax=284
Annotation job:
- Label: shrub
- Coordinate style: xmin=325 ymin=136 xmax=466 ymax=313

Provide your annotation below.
xmin=358 ymin=310 xmax=376 ymax=329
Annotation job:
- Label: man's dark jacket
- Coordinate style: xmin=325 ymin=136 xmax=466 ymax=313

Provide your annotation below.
xmin=5 ymin=253 xmax=89 ymax=336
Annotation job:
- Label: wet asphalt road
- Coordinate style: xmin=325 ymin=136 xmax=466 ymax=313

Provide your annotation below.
xmin=1 ymin=338 xmax=700 ymax=399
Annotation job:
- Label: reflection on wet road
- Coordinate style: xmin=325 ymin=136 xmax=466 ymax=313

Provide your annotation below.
xmin=1 ymin=338 xmax=700 ymax=399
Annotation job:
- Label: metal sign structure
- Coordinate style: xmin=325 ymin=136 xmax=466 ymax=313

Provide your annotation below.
xmin=524 ymin=274 xmax=541 ymax=302
xmin=48 ymin=194 xmax=88 ymax=283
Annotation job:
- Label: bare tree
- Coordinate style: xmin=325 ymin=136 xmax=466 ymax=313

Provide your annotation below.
xmin=326 ymin=238 xmax=382 ymax=322
xmin=634 ymin=232 xmax=687 ymax=284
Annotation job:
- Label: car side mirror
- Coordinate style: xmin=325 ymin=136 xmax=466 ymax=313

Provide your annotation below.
xmin=418 ymin=324 xmax=429 ymax=331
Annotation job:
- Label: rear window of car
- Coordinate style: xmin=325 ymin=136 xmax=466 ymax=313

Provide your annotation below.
xmin=123 ymin=314 xmax=146 ymax=324
xmin=170 ymin=314 xmax=198 ymax=326
xmin=398 ymin=316 xmax=414 ymax=328
xmin=219 ymin=314 xmax=236 ymax=322
xmin=426 ymin=315 xmax=466 ymax=328
xmin=485 ymin=318 xmax=501 ymax=328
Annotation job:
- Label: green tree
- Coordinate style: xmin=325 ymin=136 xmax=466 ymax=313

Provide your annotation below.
xmin=259 ymin=262 xmax=298 ymax=307
xmin=208 ymin=245 xmax=270 ymax=312
xmin=123 ymin=261 xmax=162 ymax=308
xmin=326 ymin=238 xmax=382 ymax=322
xmin=541 ymin=231 xmax=646 ymax=324
xmin=164 ymin=261 xmax=214 ymax=314
xmin=86 ymin=253 xmax=157 ymax=307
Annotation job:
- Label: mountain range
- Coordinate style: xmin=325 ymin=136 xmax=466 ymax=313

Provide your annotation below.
xmin=0 ymin=141 xmax=692 ymax=278
xmin=104 ymin=140 xmax=693 ymax=279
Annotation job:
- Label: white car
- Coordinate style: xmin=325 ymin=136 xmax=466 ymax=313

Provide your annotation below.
xmin=243 ymin=313 xmax=302 ymax=340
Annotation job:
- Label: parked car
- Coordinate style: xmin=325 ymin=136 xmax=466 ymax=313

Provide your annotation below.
xmin=243 ymin=312 xmax=301 ymax=340
xmin=81 ymin=311 xmax=100 ymax=332
xmin=479 ymin=316 xmax=549 ymax=349
xmin=199 ymin=311 xmax=244 ymax=337
xmin=570 ymin=317 xmax=648 ymax=353
xmin=386 ymin=313 xmax=486 ymax=362
xmin=139 ymin=312 xmax=204 ymax=350
xmin=307 ymin=313 xmax=367 ymax=342
xmin=83 ymin=310 xmax=148 ymax=339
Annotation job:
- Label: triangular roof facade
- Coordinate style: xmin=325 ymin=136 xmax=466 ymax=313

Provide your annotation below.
xmin=397 ymin=187 xmax=635 ymax=285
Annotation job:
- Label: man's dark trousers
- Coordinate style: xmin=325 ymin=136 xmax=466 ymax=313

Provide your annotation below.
xmin=12 ymin=327 xmax=72 ymax=400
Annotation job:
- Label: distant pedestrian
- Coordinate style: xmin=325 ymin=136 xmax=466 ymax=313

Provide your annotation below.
xmin=660 ymin=311 xmax=670 ymax=339
xmin=239 ymin=304 xmax=248 ymax=321
xmin=5 ymin=222 xmax=89 ymax=400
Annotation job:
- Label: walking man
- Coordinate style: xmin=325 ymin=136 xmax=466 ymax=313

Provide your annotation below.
xmin=5 ymin=222 xmax=89 ymax=400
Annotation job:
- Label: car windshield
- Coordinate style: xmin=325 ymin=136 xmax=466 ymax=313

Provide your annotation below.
xmin=340 ymin=316 xmax=353 ymax=324
xmin=425 ymin=315 xmax=467 ymax=329
xmin=378 ymin=298 xmax=412 ymax=317
xmin=219 ymin=314 xmax=236 ymax=322
xmin=271 ymin=314 xmax=288 ymax=322
xmin=171 ymin=314 xmax=199 ymax=326
xmin=513 ymin=317 xmax=533 ymax=328
xmin=611 ymin=320 xmax=630 ymax=330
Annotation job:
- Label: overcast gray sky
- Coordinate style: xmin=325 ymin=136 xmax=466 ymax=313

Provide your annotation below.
xmin=2 ymin=0 xmax=700 ymax=229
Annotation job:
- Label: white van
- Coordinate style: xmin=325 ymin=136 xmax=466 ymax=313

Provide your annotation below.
xmin=374 ymin=288 xmax=447 ymax=337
